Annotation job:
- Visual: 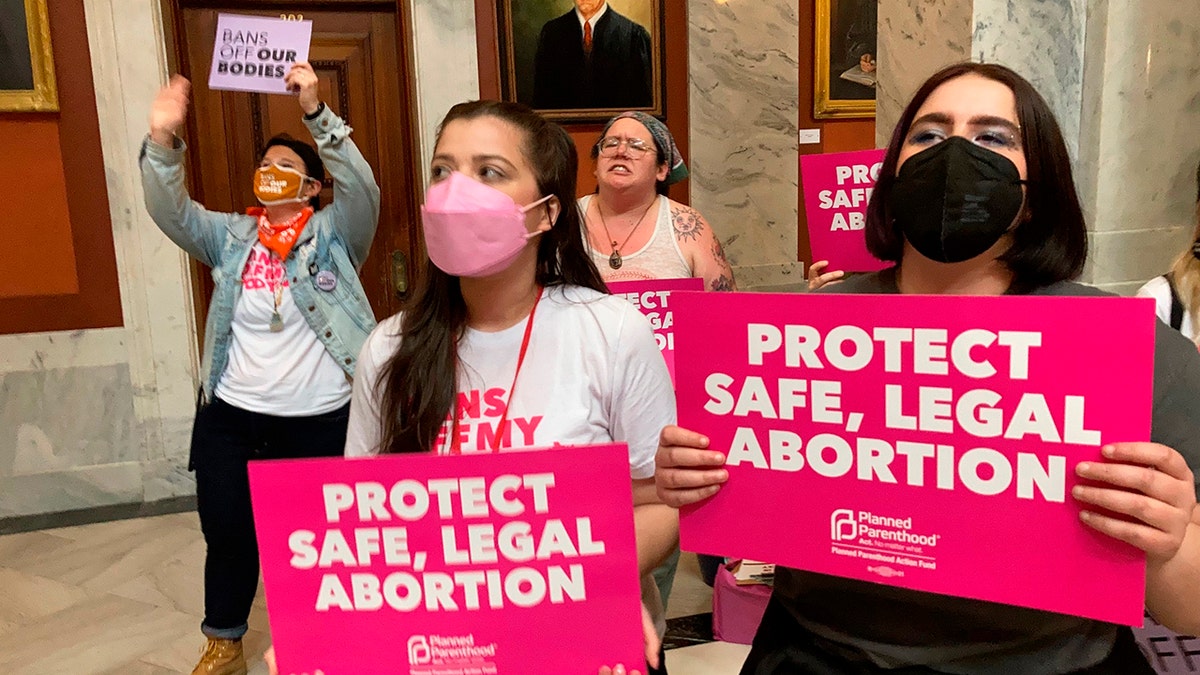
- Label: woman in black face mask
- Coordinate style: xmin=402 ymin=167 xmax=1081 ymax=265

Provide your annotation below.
xmin=655 ymin=62 xmax=1200 ymax=674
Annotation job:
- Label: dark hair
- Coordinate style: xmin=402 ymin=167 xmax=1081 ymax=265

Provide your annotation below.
xmin=590 ymin=126 xmax=671 ymax=196
xmin=864 ymin=62 xmax=1087 ymax=291
xmin=377 ymin=100 xmax=607 ymax=455
xmin=260 ymin=134 xmax=325 ymax=209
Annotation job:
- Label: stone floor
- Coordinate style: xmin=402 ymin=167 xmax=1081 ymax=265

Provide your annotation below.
xmin=0 ymin=512 xmax=751 ymax=674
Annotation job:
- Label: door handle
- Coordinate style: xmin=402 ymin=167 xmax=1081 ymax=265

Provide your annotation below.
xmin=391 ymin=250 xmax=409 ymax=298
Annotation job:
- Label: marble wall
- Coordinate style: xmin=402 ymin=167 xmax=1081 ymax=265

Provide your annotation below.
xmin=688 ymin=0 xmax=806 ymax=291
xmin=410 ymin=1 xmax=480 ymax=187
xmin=877 ymin=0 xmax=1200 ymax=295
xmin=0 ymin=0 xmax=197 ymax=519
xmin=876 ymin=0 xmax=972 ymax=147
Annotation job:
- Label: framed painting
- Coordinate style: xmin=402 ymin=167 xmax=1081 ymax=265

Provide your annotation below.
xmin=0 ymin=0 xmax=57 ymax=112
xmin=498 ymin=0 xmax=664 ymax=122
xmin=814 ymin=0 xmax=875 ymax=119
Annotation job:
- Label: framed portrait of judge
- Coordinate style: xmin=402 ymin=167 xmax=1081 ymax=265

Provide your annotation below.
xmin=498 ymin=0 xmax=665 ymax=122
xmin=814 ymin=0 xmax=876 ymax=119
xmin=0 ymin=0 xmax=58 ymax=112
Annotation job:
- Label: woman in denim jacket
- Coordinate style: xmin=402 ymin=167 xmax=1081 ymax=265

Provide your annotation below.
xmin=139 ymin=62 xmax=379 ymax=675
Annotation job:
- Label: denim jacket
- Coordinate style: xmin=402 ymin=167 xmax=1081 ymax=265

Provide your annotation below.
xmin=139 ymin=105 xmax=380 ymax=402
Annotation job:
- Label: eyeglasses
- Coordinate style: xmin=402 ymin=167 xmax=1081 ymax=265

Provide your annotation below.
xmin=597 ymin=136 xmax=653 ymax=158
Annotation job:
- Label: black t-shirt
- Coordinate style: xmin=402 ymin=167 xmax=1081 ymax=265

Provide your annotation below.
xmin=772 ymin=268 xmax=1200 ymax=674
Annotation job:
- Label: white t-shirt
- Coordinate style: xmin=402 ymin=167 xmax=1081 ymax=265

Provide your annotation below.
xmin=1137 ymin=275 xmax=1198 ymax=342
xmin=216 ymin=243 xmax=352 ymax=416
xmin=346 ymin=285 xmax=674 ymax=474
xmin=345 ymin=285 xmax=677 ymax=637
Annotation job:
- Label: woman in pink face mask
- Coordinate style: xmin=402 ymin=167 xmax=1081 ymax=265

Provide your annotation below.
xmin=335 ymin=101 xmax=676 ymax=675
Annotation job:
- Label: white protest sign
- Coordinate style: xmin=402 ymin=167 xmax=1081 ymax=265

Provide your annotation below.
xmin=208 ymin=14 xmax=313 ymax=95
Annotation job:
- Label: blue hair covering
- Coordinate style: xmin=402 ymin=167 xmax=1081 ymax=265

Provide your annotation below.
xmin=599 ymin=111 xmax=689 ymax=185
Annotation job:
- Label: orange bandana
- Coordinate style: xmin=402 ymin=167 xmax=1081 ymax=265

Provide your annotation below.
xmin=250 ymin=206 xmax=314 ymax=261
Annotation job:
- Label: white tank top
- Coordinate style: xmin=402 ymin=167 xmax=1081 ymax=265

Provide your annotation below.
xmin=580 ymin=194 xmax=692 ymax=283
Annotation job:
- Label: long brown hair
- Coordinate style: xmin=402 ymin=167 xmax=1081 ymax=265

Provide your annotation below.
xmin=864 ymin=62 xmax=1088 ymax=292
xmin=377 ymin=100 xmax=607 ymax=454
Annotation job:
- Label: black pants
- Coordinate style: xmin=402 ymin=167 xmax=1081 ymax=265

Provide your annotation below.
xmin=740 ymin=596 xmax=1155 ymax=675
xmin=191 ymin=397 xmax=349 ymax=638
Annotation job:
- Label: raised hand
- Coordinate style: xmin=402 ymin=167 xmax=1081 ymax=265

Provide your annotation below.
xmin=149 ymin=75 xmax=190 ymax=148
xmin=285 ymin=61 xmax=321 ymax=116
xmin=807 ymin=260 xmax=845 ymax=291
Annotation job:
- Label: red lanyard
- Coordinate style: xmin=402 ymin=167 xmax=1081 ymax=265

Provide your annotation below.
xmin=445 ymin=288 xmax=543 ymax=455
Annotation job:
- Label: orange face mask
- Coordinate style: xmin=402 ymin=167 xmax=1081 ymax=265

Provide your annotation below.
xmin=253 ymin=164 xmax=310 ymax=206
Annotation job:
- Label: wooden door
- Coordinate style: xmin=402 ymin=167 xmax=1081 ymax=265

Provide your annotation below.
xmin=168 ymin=1 xmax=421 ymax=324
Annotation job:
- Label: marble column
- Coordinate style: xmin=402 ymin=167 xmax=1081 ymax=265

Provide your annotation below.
xmin=1077 ymin=0 xmax=1200 ymax=294
xmin=409 ymin=1 xmax=480 ymax=187
xmin=688 ymin=0 xmax=806 ymax=291
xmin=876 ymin=0 xmax=1200 ymax=294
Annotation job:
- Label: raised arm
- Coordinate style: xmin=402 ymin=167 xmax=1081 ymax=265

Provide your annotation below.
xmin=139 ymin=75 xmax=237 ymax=267
xmin=288 ymin=62 xmax=382 ymax=269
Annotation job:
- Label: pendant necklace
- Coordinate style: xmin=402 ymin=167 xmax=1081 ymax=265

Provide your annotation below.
xmin=597 ymin=196 xmax=658 ymax=270
xmin=269 ymin=281 xmax=285 ymax=333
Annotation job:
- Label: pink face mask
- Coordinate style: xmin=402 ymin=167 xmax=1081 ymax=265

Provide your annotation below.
xmin=421 ymin=172 xmax=553 ymax=278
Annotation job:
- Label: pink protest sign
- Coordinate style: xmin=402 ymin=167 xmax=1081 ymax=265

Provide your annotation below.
xmin=608 ymin=277 xmax=704 ymax=385
xmin=801 ymin=148 xmax=889 ymax=273
xmin=249 ymin=444 xmax=644 ymax=675
xmin=672 ymin=291 xmax=1156 ymax=625
xmin=208 ymin=14 xmax=312 ymax=94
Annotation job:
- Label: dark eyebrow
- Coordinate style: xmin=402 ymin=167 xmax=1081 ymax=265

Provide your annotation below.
xmin=910 ymin=112 xmax=1020 ymax=135
xmin=430 ymin=153 xmax=518 ymax=170
xmin=910 ymin=112 xmax=953 ymax=127
xmin=473 ymin=154 xmax=518 ymax=169
xmin=967 ymin=115 xmax=1021 ymax=135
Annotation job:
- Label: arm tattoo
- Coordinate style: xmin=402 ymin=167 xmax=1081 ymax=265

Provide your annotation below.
xmin=711 ymin=237 xmax=728 ymax=265
xmin=671 ymin=204 xmax=704 ymax=242
xmin=711 ymin=274 xmax=734 ymax=292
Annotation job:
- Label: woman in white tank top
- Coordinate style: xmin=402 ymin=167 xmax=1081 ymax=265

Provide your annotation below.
xmin=580 ymin=112 xmax=737 ymax=291
xmin=580 ymin=112 xmax=739 ymax=628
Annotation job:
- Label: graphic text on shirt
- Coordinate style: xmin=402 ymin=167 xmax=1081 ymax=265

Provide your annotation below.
xmin=242 ymin=247 xmax=290 ymax=292
xmin=438 ymin=387 xmax=544 ymax=453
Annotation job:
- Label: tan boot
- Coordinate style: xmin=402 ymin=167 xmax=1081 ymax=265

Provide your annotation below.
xmin=190 ymin=637 xmax=246 ymax=675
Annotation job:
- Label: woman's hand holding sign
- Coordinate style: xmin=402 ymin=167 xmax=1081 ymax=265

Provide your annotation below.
xmin=1074 ymin=442 xmax=1196 ymax=562
xmin=655 ymin=426 xmax=728 ymax=507
xmin=284 ymin=61 xmax=321 ymax=116
xmin=1074 ymin=442 xmax=1200 ymax=634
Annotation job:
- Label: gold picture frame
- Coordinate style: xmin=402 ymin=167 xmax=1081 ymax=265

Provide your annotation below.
xmin=0 ymin=0 xmax=59 ymax=112
xmin=497 ymin=0 xmax=665 ymax=123
xmin=814 ymin=0 xmax=875 ymax=120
